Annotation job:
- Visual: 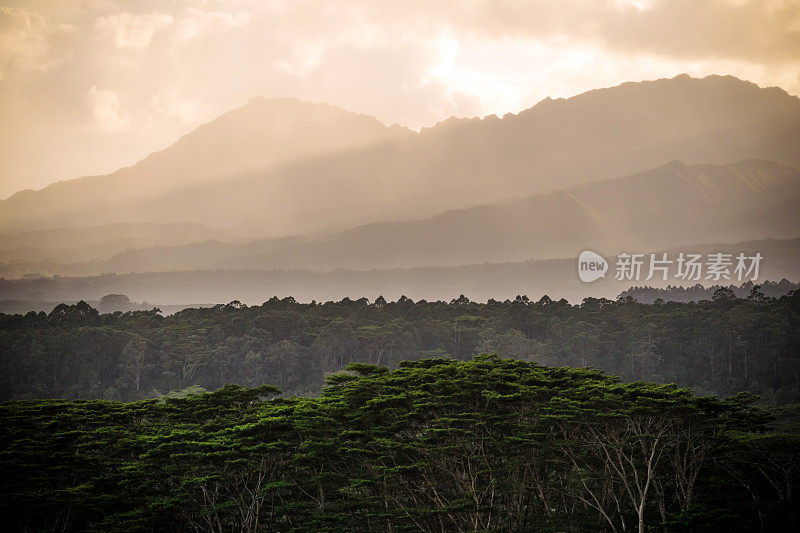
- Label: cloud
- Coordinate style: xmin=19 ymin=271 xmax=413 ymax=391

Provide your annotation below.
xmin=598 ymin=0 xmax=800 ymax=64
xmin=0 ymin=6 xmax=74 ymax=76
xmin=365 ymin=0 xmax=800 ymax=64
xmin=86 ymin=86 xmax=131 ymax=133
xmin=94 ymin=12 xmax=173 ymax=50
xmin=148 ymin=86 xmax=202 ymax=123
xmin=274 ymin=42 xmax=325 ymax=79
xmin=172 ymin=7 xmax=251 ymax=46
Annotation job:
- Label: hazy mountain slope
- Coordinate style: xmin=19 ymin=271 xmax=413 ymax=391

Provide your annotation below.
xmin=0 ymin=98 xmax=411 ymax=232
xmin=2 ymin=238 xmax=797 ymax=306
xmin=0 ymin=223 xmax=228 ymax=266
xmin=1 ymin=75 xmax=798 ymax=237
xmin=16 ymin=159 xmax=798 ymax=277
xmin=400 ymin=74 xmax=800 ymax=205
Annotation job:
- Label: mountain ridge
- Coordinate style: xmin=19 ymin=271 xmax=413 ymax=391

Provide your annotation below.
xmin=2 ymin=97 xmax=411 ymax=201
xmin=1 ymin=74 xmax=799 ymax=236
xmin=0 ymin=97 xmax=411 ymax=231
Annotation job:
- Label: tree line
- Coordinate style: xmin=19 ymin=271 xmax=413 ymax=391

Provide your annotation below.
xmin=618 ymin=280 xmax=799 ymax=304
xmin=1 ymin=287 xmax=799 ymax=403
xmin=1 ymin=357 xmax=797 ymax=532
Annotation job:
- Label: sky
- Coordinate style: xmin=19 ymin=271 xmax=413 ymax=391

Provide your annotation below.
xmin=1 ymin=0 xmax=799 ymax=199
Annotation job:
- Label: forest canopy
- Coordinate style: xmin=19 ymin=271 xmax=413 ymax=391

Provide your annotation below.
xmin=1 ymin=357 xmax=797 ymax=532
xmin=1 ymin=287 xmax=799 ymax=403
xmin=1 ymin=291 xmax=799 ymax=531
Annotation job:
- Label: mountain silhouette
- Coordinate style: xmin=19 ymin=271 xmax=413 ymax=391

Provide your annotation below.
xmin=1 ymin=74 xmax=798 ymax=241
xmin=0 ymin=97 xmax=410 ymax=232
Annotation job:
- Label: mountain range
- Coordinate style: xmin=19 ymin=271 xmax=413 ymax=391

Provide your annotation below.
xmin=1 ymin=74 xmax=799 ymax=303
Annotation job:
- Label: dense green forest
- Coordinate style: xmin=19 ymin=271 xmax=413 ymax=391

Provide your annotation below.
xmin=1 ymin=287 xmax=799 ymax=403
xmin=2 ymin=290 xmax=799 ymax=531
xmin=2 ymin=357 xmax=798 ymax=532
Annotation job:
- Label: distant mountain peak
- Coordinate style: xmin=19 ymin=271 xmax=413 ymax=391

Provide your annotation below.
xmin=2 ymin=74 xmax=798 ymax=237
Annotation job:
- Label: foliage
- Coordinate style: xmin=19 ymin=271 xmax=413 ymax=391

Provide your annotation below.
xmin=1 ymin=357 xmax=797 ymax=532
xmin=2 ymin=291 xmax=800 ymax=403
